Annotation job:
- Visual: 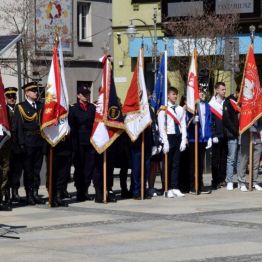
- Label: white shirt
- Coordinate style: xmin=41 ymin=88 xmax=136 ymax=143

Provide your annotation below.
xmin=199 ymin=101 xmax=206 ymax=137
xmin=157 ymin=101 xmax=187 ymax=143
xmin=26 ymin=97 xmax=37 ymax=109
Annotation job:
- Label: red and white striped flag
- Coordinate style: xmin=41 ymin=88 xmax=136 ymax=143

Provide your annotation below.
xmin=41 ymin=39 xmax=70 ymax=146
xmin=186 ymin=48 xmax=200 ymax=114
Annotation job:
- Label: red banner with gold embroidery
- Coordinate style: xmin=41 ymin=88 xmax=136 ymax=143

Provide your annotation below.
xmin=239 ymin=45 xmax=262 ymax=134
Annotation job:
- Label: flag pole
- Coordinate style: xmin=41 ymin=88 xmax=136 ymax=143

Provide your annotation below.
xmin=194 ymin=110 xmax=199 ymax=194
xmin=248 ymin=132 xmax=253 ymax=191
xmin=163 ymin=42 xmax=168 ymax=198
xmin=194 ymin=48 xmax=199 ymax=194
xmin=141 ymin=131 xmax=145 ymax=200
xmin=103 ymin=150 xmax=107 ymax=203
xmin=140 ymin=42 xmax=145 ymax=200
xmin=248 ymin=25 xmax=255 ymax=192
xmin=48 ymin=146 xmax=53 ymax=207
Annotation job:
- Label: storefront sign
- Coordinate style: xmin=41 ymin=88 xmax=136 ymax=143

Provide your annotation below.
xmin=216 ymin=0 xmax=254 ymax=14
xmin=167 ymin=1 xmax=204 ymax=17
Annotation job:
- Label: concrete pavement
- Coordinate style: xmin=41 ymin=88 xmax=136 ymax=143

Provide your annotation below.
xmin=1 ymin=174 xmax=262 ymax=262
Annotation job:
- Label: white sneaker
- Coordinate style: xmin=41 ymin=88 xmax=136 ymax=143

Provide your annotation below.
xmin=167 ymin=190 xmax=175 ymax=198
xmin=172 ymin=189 xmax=185 ymax=197
xmin=253 ymin=184 xmax=262 ymax=191
xmin=240 ymin=185 xmax=248 ymax=192
xmin=227 ymin=182 xmax=233 ymax=191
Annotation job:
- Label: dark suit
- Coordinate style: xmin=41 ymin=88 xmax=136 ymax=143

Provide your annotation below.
xmin=69 ymin=102 xmax=96 ymax=199
xmin=14 ymin=100 xmax=44 ymax=191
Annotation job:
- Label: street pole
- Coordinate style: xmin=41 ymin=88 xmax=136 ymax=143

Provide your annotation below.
xmin=152 ymin=7 xmax=157 ymax=84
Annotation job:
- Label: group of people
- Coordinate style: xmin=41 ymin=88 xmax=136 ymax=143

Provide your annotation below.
xmin=0 ymin=81 xmax=261 ymax=211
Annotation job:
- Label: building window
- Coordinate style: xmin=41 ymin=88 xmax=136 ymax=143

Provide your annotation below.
xmin=77 ymin=1 xmax=92 ymax=43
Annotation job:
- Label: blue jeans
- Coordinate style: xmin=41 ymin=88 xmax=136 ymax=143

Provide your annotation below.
xmin=226 ymin=139 xmax=238 ymax=183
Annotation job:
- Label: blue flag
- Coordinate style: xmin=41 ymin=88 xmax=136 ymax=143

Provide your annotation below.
xmin=150 ymin=51 xmax=167 ymax=112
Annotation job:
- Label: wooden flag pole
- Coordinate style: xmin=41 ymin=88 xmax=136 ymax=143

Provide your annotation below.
xmin=194 ymin=118 xmax=199 ymax=194
xmin=103 ymin=150 xmax=107 ymax=203
xmin=248 ymin=132 xmax=253 ymax=191
xmin=141 ymin=131 xmax=145 ymax=200
xmin=164 ymin=153 xmax=168 ymax=196
xmin=48 ymin=146 xmax=53 ymax=207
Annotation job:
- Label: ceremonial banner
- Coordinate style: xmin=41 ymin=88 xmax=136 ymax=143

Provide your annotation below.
xmin=103 ymin=56 xmax=125 ymax=129
xmin=0 ymin=71 xmax=10 ymax=149
xmin=41 ymin=39 xmax=70 ymax=146
xmin=91 ymin=56 xmax=123 ymax=154
xmin=186 ymin=48 xmax=200 ymax=114
xmin=239 ymin=45 xmax=262 ymax=134
xmin=150 ymin=51 xmax=168 ymax=112
xmin=122 ymin=48 xmax=152 ymax=142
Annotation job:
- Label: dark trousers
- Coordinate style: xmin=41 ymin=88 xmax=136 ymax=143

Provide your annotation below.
xmin=211 ymin=138 xmax=227 ymax=187
xmin=93 ymin=151 xmax=115 ymax=192
xmin=74 ymin=144 xmax=95 ymax=194
xmin=167 ymin=134 xmax=181 ymax=189
xmin=189 ymin=142 xmax=206 ymax=191
xmin=9 ymin=151 xmax=23 ymax=189
xmin=23 ymin=146 xmax=43 ymax=190
xmin=130 ymin=138 xmax=151 ymax=197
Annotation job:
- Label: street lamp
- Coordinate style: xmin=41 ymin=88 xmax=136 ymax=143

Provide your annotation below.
xmin=126 ymin=7 xmax=158 ymax=83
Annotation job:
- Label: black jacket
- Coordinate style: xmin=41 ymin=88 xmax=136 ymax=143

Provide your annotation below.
xmin=223 ymin=95 xmax=239 ymax=139
xmin=68 ymin=102 xmax=96 ymax=148
xmin=14 ymin=100 xmax=44 ymax=147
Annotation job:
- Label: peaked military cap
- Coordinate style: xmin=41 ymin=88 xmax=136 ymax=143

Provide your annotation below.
xmin=4 ymin=86 xmax=18 ymax=95
xmin=22 ymin=82 xmax=38 ymax=91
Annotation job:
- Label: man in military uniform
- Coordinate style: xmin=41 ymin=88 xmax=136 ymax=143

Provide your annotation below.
xmin=4 ymin=87 xmax=23 ymax=203
xmin=14 ymin=82 xmax=45 ymax=205
xmin=69 ymin=85 xmax=96 ymax=202
xmin=0 ymin=87 xmax=20 ymax=211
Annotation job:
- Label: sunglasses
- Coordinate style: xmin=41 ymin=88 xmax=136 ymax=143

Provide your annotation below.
xmin=29 ymin=88 xmax=38 ymax=93
xmin=6 ymin=94 xmax=17 ymax=99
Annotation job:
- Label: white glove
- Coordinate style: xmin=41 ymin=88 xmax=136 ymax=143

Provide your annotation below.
xmin=205 ymin=138 xmax=212 ymax=149
xmin=163 ymin=140 xmax=169 ymax=154
xmin=180 ymin=140 xmax=187 ymax=152
xmin=193 ymin=115 xmax=199 ymax=124
xmin=212 ymin=137 xmax=219 ymax=144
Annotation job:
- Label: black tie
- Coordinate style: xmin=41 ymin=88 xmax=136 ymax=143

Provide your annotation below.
xmin=32 ymin=102 xmax=36 ymax=109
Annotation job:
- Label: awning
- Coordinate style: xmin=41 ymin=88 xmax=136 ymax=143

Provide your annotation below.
xmin=0 ymin=34 xmax=22 ymax=56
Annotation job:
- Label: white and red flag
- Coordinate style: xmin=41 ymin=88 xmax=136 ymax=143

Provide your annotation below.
xmin=122 ymin=48 xmax=152 ymax=141
xmin=238 ymin=45 xmax=262 ymax=134
xmin=0 ymin=71 xmax=10 ymax=149
xmin=90 ymin=55 xmax=123 ymax=154
xmin=41 ymin=39 xmax=70 ymax=146
xmin=186 ymin=48 xmax=200 ymax=114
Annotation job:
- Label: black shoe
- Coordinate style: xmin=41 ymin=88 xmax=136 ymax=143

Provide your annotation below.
xmin=107 ymin=191 xmax=117 ymax=202
xmin=121 ymin=190 xmax=132 ymax=199
xmin=76 ymin=193 xmax=86 ymax=202
xmin=61 ymin=190 xmax=72 ymax=199
xmin=133 ymin=195 xmax=141 ymax=200
xmin=33 ymin=189 xmax=46 ymax=204
xmin=12 ymin=188 xmax=21 ymax=203
xmin=200 ymin=187 xmax=212 ymax=194
xmin=27 ymin=194 xmax=36 ymax=206
xmin=51 ymin=196 xmax=68 ymax=207
xmin=94 ymin=189 xmax=103 ymax=203
xmin=0 ymin=203 xmax=12 ymax=211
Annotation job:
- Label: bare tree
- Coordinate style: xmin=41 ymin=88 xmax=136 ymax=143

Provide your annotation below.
xmin=0 ymin=0 xmax=49 ymax=84
xmin=163 ymin=11 xmax=241 ymax=95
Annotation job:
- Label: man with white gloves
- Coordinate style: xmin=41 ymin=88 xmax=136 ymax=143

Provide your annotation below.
xmin=158 ymin=86 xmax=187 ymax=198
xmin=187 ymin=87 xmax=212 ymax=194
xmin=209 ymin=82 xmax=227 ymax=190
